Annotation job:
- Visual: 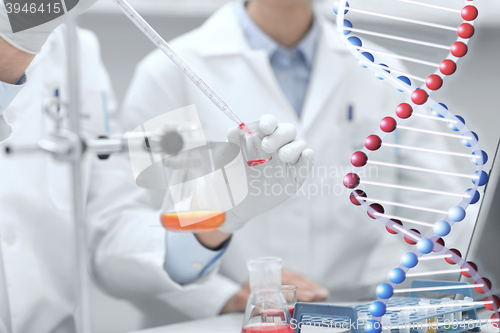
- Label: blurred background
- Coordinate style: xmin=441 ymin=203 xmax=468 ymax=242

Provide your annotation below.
xmin=75 ymin=0 xmax=500 ymax=331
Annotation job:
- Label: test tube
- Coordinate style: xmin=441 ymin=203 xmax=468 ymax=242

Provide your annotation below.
xmin=427 ymin=305 xmax=437 ymax=333
xmin=399 ymin=311 xmax=413 ymax=333
xmin=416 ymin=304 xmax=427 ymax=333
xmin=460 ymin=297 xmax=474 ymax=322
xmin=419 ymin=299 xmax=437 ymax=333
xmin=441 ymin=298 xmax=453 ymax=330
xmin=382 ymin=315 xmax=393 ymax=333
xmin=453 ymin=300 xmax=462 ymax=322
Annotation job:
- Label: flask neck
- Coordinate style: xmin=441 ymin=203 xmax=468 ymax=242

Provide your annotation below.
xmin=247 ymin=257 xmax=282 ymax=293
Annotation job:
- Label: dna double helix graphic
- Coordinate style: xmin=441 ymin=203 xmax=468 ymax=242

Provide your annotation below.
xmin=333 ymin=0 xmax=500 ymax=331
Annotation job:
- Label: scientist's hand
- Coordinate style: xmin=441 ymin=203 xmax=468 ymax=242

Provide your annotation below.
xmin=282 ymin=270 xmax=329 ymax=302
xmin=221 ymin=270 xmax=328 ymax=313
xmin=0 ymin=0 xmax=100 ymax=54
xmin=217 ymin=114 xmax=314 ymax=234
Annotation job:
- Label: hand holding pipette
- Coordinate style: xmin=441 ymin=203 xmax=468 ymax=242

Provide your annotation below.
xmin=218 ymin=114 xmax=314 ymax=233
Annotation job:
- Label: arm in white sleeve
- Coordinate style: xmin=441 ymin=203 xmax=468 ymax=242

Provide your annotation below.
xmin=0 ymin=74 xmax=26 ymax=142
xmin=164 ymin=232 xmax=231 ymax=285
xmin=87 ymin=50 xmax=243 ymax=319
xmin=86 ymin=154 xmax=241 ymax=319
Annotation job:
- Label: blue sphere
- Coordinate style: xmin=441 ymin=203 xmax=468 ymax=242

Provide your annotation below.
xmin=471 ymin=150 xmax=488 ymax=166
xmin=357 ymin=52 xmax=374 ymax=68
xmin=348 ymin=36 xmax=362 ymax=50
xmin=373 ymin=64 xmax=390 ymax=80
xmin=447 ymin=115 xmax=465 ymax=131
xmin=401 ymin=252 xmax=419 ymax=268
xmin=417 ymin=238 xmax=434 ymax=254
xmin=472 ymin=170 xmax=489 ymax=186
xmin=448 ymin=206 xmax=466 ymax=222
xmin=388 ymin=268 xmax=406 ymax=284
xmin=396 ymin=76 xmax=411 ymax=92
xmin=434 ymin=220 xmax=451 ymax=237
xmin=431 ymin=103 xmax=448 ymax=118
xmin=366 ymin=320 xmax=382 ymax=333
xmin=369 ymin=301 xmax=387 ymax=317
xmin=461 ymin=131 xmax=478 ymax=147
xmin=362 ymin=52 xmax=375 ymax=62
xmin=342 ymin=19 xmax=353 ymax=35
xmin=332 ymin=0 xmax=350 ymax=15
xmin=376 ymin=283 xmax=394 ymax=299
xmin=379 ymin=63 xmax=390 ymax=73
xmin=463 ymin=188 xmax=480 ymax=205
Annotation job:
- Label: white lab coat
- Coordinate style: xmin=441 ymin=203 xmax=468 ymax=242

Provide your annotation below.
xmin=121 ymin=1 xmax=464 ymax=317
xmin=0 ymin=26 xmax=238 ymax=333
xmin=0 ymin=26 xmax=113 ymax=333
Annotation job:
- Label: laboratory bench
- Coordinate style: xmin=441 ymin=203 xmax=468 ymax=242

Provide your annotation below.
xmin=128 ymin=309 xmax=499 ymax=333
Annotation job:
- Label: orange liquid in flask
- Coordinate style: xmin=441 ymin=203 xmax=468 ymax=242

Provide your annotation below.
xmin=161 ymin=211 xmax=225 ymax=231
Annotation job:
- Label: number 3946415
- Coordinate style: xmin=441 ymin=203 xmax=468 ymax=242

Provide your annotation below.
xmin=5 ymin=2 xmax=61 ymax=14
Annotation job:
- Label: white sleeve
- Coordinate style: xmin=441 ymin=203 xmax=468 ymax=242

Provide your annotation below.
xmin=0 ymin=74 xmax=25 ymax=142
xmin=86 ymin=50 xmax=241 ymax=318
xmin=86 ymin=154 xmax=241 ymax=318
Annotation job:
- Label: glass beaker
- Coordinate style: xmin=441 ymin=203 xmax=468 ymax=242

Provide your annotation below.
xmin=242 ymin=257 xmax=293 ymax=333
xmin=239 ymin=121 xmax=273 ymax=167
xmin=281 ymin=285 xmax=297 ymax=319
xmin=160 ymin=142 xmax=243 ymax=232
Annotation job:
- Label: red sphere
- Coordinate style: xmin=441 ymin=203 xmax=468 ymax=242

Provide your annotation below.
xmin=440 ymin=60 xmax=457 ymax=75
xmin=404 ymin=229 xmax=421 ymax=245
xmin=433 ymin=238 xmax=445 ymax=252
xmin=426 ymin=74 xmax=443 ymax=90
xmin=386 ymin=219 xmax=403 ymax=234
xmin=461 ymin=5 xmax=478 ymax=21
xmin=367 ymin=203 xmax=384 ymax=219
xmin=475 ymin=278 xmax=492 ymax=294
xmin=365 ymin=135 xmax=382 ymax=151
xmin=458 ymin=23 xmax=475 ymax=39
xmin=411 ymin=89 xmax=428 ymax=105
xmin=343 ymin=173 xmax=360 ymax=189
xmin=396 ymin=103 xmax=413 ymax=119
xmin=451 ymin=42 xmax=468 ymax=57
xmin=380 ymin=116 xmax=397 ymax=133
xmin=445 ymin=248 xmax=462 ymax=265
xmin=462 ymin=261 xmax=478 ymax=277
xmin=485 ymin=296 xmax=500 ymax=311
xmin=491 ymin=314 xmax=500 ymax=328
xmin=351 ymin=151 xmax=368 ymax=167
xmin=349 ymin=189 xmax=367 ymax=206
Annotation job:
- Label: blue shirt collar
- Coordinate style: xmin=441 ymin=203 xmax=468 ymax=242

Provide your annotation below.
xmin=236 ymin=0 xmax=319 ymax=69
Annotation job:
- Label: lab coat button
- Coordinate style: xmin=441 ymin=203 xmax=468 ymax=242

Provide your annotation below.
xmin=192 ymin=262 xmax=203 ymax=269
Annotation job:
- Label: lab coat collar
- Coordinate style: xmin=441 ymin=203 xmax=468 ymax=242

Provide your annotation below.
xmin=235 ymin=0 xmax=320 ymax=70
xmin=235 ymin=1 xmax=278 ymax=59
xmin=196 ymin=3 xmax=249 ymax=57
xmin=300 ymin=16 xmax=352 ymax=134
xmin=197 ymin=2 xmax=346 ymax=58
xmin=196 ymin=2 xmax=350 ymax=131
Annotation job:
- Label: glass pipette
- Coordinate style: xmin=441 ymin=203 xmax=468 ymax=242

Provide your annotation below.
xmin=110 ymin=0 xmax=250 ymax=133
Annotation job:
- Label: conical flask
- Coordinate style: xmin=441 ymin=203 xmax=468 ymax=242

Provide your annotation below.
xmin=160 ymin=142 xmax=225 ymax=231
xmin=160 ymin=141 xmax=247 ymax=232
xmin=242 ymin=257 xmax=293 ymax=333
